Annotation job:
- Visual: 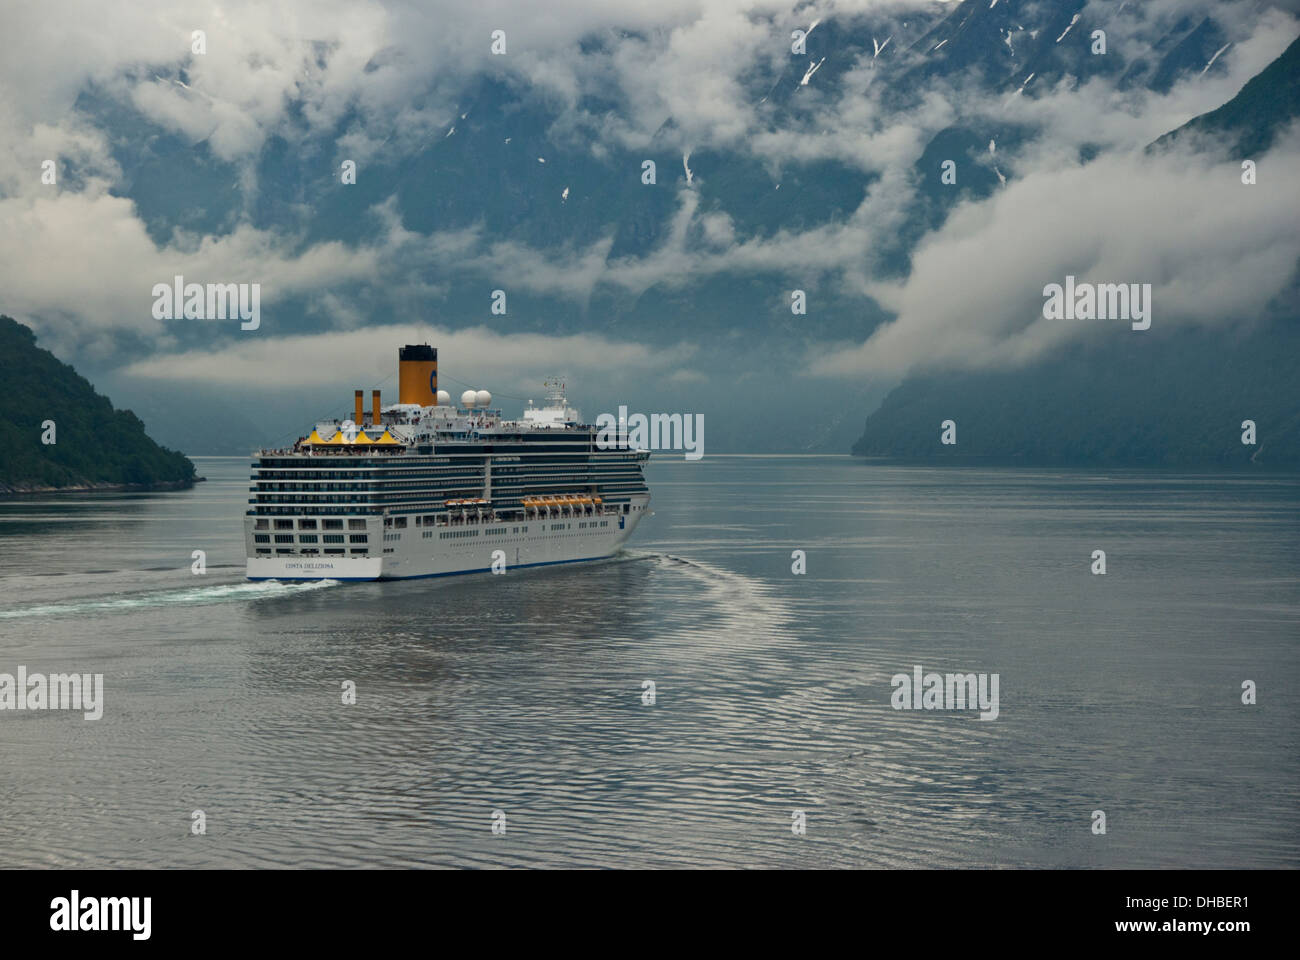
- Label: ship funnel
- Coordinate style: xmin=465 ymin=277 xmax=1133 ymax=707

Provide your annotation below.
xmin=372 ymin=390 xmax=381 ymax=427
xmin=354 ymin=390 xmax=364 ymax=425
xmin=399 ymin=344 xmax=438 ymax=406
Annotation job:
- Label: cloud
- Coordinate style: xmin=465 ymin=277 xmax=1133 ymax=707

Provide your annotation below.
xmin=667 ymin=368 xmax=709 ymax=382
xmin=971 ymin=3 xmax=1300 ymax=170
xmin=806 ymin=125 xmax=1300 ymax=377
xmin=0 ymin=184 xmax=393 ymax=354
xmin=119 ymin=322 xmax=696 ymax=388
xmin=3 ymin=0 xmax=1298 ymax=379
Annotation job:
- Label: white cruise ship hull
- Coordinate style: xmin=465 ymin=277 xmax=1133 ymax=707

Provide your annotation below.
xmin=246 ymin=495 xmax=649 ymax=581
xmin=245 ymin=347 xmax=653 ymax=582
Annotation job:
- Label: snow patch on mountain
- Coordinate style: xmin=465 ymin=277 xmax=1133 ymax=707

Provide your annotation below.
xmin=1201 ymin=43 xmax=1232 ymax=75
xmin=800 ymin=58 xmax=826 ymax=85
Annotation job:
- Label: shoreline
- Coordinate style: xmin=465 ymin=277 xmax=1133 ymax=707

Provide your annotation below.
xmin=0 ymin=477 xmax=204 ymax=496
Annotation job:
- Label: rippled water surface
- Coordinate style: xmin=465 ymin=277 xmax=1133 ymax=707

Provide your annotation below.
xmin=1 ymin=456 xmax=1297 ymax=868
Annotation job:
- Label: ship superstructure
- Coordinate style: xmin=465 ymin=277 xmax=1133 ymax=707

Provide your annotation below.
xmin=245 ymin=345 xmax=650 ymax=580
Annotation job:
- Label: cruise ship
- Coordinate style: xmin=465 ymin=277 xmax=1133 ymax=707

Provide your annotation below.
xmin=245 ymin=345 xmax=650 ymax=580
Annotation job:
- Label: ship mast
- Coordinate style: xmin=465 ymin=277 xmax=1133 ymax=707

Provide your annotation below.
xmin=542 ymin=376 xmax=566 ymax=407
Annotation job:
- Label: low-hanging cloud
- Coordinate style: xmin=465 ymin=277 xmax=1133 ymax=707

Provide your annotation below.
xmin=119 ymin=323 xmax=697 ymax=388
xmin=806 ymin=125 xmax=1300 ymax=378
xmin=3 ymin=0 xmax=1299 ymax=378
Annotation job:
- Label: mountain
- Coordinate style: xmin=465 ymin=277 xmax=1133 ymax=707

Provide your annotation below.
xmin=853 ymin=31 xmax=1300 ymax=466
xmin=12 ymin=1 xmax=1289 ymax=454
xmin=90 ymin=376 xmax=271 ymax=456
xmin=72 ymin=0 xmax=1242 ymax=353
xmin=1151 ymin=32 xmax=1300 ymax=157
xmin=0 ymin=316 xmax=197 ymax=492
xmin=851 ymin=317 xmax=1300 ymax=465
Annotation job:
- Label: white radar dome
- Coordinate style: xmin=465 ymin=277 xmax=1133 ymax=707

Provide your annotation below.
xmin=460 ymin=389 xmax=478 ymax=408
xmin=475 ymin=390 xmax=492 ymax=408
xmin=436 ymin=389 xmax=451 ymax=405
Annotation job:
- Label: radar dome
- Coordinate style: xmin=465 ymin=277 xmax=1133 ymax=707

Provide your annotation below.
xmin=475 ymin=390 xmax=492 ymax=408
xmin=460 ymin=389 xmax=478 ymax=408
xmin=436 ymin=389 xmax=451 ymax=405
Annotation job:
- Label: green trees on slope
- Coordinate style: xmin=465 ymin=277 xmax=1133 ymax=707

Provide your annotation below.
xmin=0 ymin=315 xmax=196 ymax=490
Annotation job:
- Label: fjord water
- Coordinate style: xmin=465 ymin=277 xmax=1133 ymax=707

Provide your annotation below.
xmin=1 ymin=456 xmax=1296 ymax=869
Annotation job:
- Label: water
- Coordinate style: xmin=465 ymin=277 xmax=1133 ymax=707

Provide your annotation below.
xmin=1 ymin=456 xmax=1297 ymax=868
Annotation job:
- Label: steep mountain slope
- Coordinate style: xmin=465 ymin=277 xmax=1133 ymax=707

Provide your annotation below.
xmin=0 ymin=316 xmax=197 ymax=492
xmin=80 ymin=1 xmax=1243 ymax=352
xmin=852 ymin=33 xmax=1300 ymax=466
xmin=1151 ymin=32 xmax=1300 ymax=156
xmin=17 ymin=1 xmax=1285 ymax=454
xmin=851 ymin=317 xmax=1300 ymax=465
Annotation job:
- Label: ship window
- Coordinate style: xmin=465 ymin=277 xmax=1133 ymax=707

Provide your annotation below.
xmin=275 ymin=519 xmax=294 ymax=529
xmin=256 ymin=548 xmax=271 ymax=555
xmin=254 ymin=534 xmax=270 ymax=543
xmin=255 ymin=520 xmax=269 ymax=530
xmin=300 ymin=535 xmax=318 ymax=544
xmin=349 ymin=519 xmax=367 ymax=530
xmin=274 ymin=534 xmax=294 ymax=543
xmin=350 ymin=548 xmax=368 ymax=555
xmin=324 ymin=548 xmax=345 ymax=555
xmin=298 ymin=519 xmax=317 ymax=529
xmin=324 ymin=534 xmax=344 ymax=544
xmin=324 ymin=519 xmax=343 ymax=529
xmin=349 ymin=534 xmax=368 ymax=543
xmin=394 ymin=517 xmax=407 ymax=528
xmin=275 ymin=548 xmax=293 ymax=554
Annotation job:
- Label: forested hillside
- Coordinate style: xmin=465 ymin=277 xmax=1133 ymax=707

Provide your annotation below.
xmin=0 ymin=315 xmax=196 ymax=492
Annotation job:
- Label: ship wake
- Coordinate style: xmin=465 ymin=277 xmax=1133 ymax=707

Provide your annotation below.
xmin=624 ymin=550 xmax=800 ymax=648
xmin=0 ymin=578 xmax=341 ymax=621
